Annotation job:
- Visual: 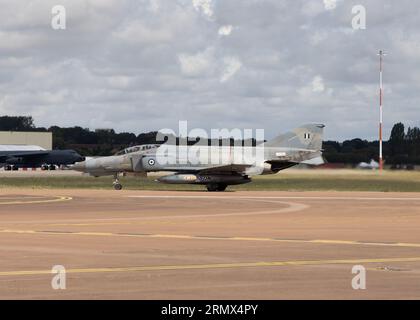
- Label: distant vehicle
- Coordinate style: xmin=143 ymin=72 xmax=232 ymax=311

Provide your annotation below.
xmin=0 ymin=145 xmax=85 ymax=170
xmin=72 ymin=124 xmax=325 ymax=191
xmin=357 ymin=159 xmax=380 ymax=170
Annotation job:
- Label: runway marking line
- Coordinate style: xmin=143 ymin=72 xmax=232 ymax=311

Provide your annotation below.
xmin=2 ymin=229 xmax=420 ymax=249
xmin=127 ymin=195 xmax=420 ymax=201
xmin=0 ymin=196 xmax=72 ymax=205
xmin=1 ymin=257 xmax=420 ymax=277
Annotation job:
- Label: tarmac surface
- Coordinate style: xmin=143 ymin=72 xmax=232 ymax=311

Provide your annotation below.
xmin=1 ymin=189 xmax=420 ymax=299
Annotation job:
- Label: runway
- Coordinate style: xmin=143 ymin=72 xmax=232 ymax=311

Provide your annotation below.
xmin=1 ymin=189 xmax=420 ymax=299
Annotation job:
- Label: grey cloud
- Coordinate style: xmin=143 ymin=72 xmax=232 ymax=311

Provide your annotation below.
xmin=0 ymin=0 xmax=419 ymax=141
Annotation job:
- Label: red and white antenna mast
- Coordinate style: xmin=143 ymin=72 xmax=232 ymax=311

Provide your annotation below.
xmin=378 ymin=50 xmax=387 ymax=171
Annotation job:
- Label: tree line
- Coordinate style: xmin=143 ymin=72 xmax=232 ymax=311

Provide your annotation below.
xmin=319 ymin=122 xmax=420 ymax=166
xmin=1 ymin=116 xmax=419 ymax=165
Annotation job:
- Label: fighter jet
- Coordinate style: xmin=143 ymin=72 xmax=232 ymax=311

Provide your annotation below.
xmin=72 ymin=124 xmax=325 ymax=191
xmin=0 ymin=145 xmax=85 ymax=170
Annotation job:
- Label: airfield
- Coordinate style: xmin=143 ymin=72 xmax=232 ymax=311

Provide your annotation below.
xmin=1 ymin=170 xmax=420 ymax=299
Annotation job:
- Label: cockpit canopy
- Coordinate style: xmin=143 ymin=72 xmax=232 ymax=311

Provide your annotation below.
xmin=115 ymin=144 xmax=160 ymax=156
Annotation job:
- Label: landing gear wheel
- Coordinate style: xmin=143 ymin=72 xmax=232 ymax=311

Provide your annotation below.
xmin=206 ymin=183 xmax=218 ymax=192
xmin=113 ymin=173 xmax=123 ymax=190
xmin=206 ymin=183 xmax=227 ymax=192
xmin=113 ymin=183 xmax=123 ymax=190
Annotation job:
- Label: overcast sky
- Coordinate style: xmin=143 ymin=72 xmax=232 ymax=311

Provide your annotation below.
xmin=0 ymin=0 xmax=419 ymax=141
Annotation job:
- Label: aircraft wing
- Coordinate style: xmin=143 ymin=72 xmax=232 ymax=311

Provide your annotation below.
xmin=198 ymin=164 xmax=252 ymax=174
xmin=160 ymin=164 xmax=253 ymax=175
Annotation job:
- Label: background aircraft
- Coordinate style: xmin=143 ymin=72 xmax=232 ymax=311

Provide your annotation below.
xmin=0 ymin=145 xmax=85 ymax=170
xmin=357 ymin=159 xmax=380 ymax=170
xmin=72 ymin=124 xmax=325 ymax=191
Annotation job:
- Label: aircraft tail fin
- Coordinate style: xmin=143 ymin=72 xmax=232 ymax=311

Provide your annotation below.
xmin=265 ymin=124 xmax=325 ymax=151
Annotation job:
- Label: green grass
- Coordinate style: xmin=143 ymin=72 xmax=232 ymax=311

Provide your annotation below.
xmin=235 ymin=172 xmax=420 ymax=192
xmin=1 ymin=170 xmax=420 ymax=192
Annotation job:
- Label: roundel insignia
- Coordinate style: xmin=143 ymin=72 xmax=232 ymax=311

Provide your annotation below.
xmin=148 ymin=159 xmax=155 ymax=166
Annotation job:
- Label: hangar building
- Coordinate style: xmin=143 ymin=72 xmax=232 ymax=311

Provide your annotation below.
xmin=0 ymin=131 xmax=53 ymax=150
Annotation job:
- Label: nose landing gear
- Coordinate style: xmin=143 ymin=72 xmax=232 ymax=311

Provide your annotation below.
xmin=113 ymin=173 xmax=123 ymax=190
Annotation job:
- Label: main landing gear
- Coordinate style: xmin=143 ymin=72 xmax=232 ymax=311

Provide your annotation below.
xmin=41 ymin=164 xmax=57 ymax=170
xmin=4 ymin=165 xmax=18 ymax=171
xmin=206 ymin=183 xmax=228 ymax=192
xmin=113 ymin=173 xmax=123 ymax=190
